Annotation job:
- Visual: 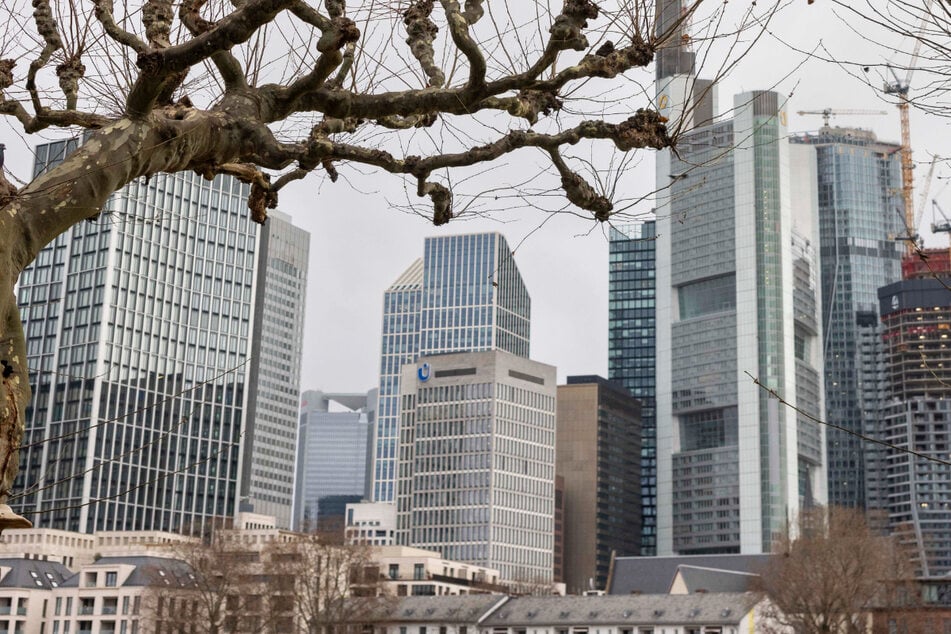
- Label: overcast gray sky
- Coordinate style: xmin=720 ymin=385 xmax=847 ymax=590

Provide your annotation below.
xmin=2 ymin=2 xmax=948 ymax=396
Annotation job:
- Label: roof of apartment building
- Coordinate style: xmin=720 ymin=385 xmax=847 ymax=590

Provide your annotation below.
xmin=671 ymin=565 xmax=761 ymax=594
xmin=353 ymin=594 xmax=764 ymax=626
xmin=353 ymin=595 xmax=509 ymax=623
xmin=0 ymin=558 xmax=72 ymax=589
xmin=482 ymin=594 xmax=762 ymax=627
xmin=59 ymin=556 xmax=194 ymax=589
xmin=609 ymin=554 xmax=774 ymax=595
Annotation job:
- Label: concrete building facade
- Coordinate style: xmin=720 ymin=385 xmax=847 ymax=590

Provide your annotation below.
xmin=395 ymin=350 xmax=556 ymax=583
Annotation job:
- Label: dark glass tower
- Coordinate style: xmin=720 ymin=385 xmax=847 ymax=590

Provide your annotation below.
xmin=792 ymin=127 xmax=903 ymax=509
xmin=608 ymin=221 xmax=656 ymax=555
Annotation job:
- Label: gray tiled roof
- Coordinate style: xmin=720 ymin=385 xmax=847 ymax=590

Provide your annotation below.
xmin=0 ymin=558 xmax=72 ymax=590
xmin=59 ymin=556 xmax=194 ymax=588
xmin=674 ymin=566 xmax=759 ymax=594
xmin=608 ymin=554 xmax=774 ymax=595
xmin=351 ymin=595 xmax=508 ymax=623
xmin=482 ymin=594 xmax=761 ymax=626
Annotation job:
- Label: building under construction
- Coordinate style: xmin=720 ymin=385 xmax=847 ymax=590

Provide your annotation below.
xmin=878 ymin=249 xmax=951 ymax=576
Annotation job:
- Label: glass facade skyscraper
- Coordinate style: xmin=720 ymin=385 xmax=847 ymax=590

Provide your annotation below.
xmin=294 ymin=390 xmax=375 ymax=531
xmin=14 ymin=140 xmax=308 ymax=532
xmin=608 ymin=221 xmax=656 ymax=555
xmin=791 ymin=128 xmax=903 ymax=509
xmin=373 ymin=233 xmax=530 ymax=502
xmin=655 ymin=91 xmax=827 ymax=555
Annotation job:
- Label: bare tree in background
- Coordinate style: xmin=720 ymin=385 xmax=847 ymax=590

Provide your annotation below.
xmin=264 ymin=533 xmax=390 ymax=633
xmin=758 ymin=506 xmax=916 ymax=634
xmin=142 ymin=534 xmax=254 ymax=634
xmin=0 ymin=0 xmax=782 ymax=526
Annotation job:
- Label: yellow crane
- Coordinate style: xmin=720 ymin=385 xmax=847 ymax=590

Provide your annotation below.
xmin=885 ymin=0 xmax=934 ymax=255
xmin=796 ymin=108 xmax=887 ymax=129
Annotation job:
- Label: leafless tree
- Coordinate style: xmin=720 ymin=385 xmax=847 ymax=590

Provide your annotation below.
xmin=0 ymin=0 xmax=782 ymax=527
xmin=142 ymin=534 xmax=260 ymax=634
xmin=758 ymin=506 xmax=916 ymax=634
xmin=264 ymin=533 xmax=391 ymax=633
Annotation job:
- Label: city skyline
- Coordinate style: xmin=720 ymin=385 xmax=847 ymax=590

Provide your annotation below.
xmin=0 ymin=4 xmax=944 ymax=402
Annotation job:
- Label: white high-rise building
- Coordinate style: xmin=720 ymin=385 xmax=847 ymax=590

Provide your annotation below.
xmin=15 ymin=140 xmax=308 ymax=532
xmin=395 ymin=350 xmax=556 ymax=583
xmin=652 ymin=1 xmax=825 ymax=553
xmin=654 ymin=89 xmax=826 ymax=555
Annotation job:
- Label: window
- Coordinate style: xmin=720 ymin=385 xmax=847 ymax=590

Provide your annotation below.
xmin=105 ymin=572 xmax=117 ymax=587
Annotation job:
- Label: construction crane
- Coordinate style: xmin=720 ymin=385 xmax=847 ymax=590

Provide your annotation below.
xmin=886 ymin=0 xmax=935 ymax=255
xmin=797 ymin=108 xmax=887 ymax=128
xmin=931 ymin=199 xmax=951 ymax=235
xmin=915 ymin=155 xmax=940 ymax=232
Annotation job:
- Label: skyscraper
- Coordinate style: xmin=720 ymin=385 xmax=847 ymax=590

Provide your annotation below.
xmin=878 ymin=254 xmax=951 ymax=575
xmin=294 ymin=389 xmax=376 ymax=531
xmin=395 ymin=350 xmax=556 ymax=583
xmin=791 ymin=127 xmax=903 ymax=509
xmin=14 ymin=140 xmax=308 ymax=532
xmin=372 ymin=233 xmax=531 ymax=502
xmin=245 ymin=209 xmax=310 ymax=528
xmin=654 ymin=90 xmax=826 ymax=555
xmin=608 ymin=221 xmax=656 ymax=555
xmin=556 ymin=375 xmax=641 ymax=592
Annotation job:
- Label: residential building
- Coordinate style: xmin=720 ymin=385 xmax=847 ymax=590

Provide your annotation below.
xmin=607 ymin=221 xmax=657 ymax=555
xmin=0 ymin=558 xmax=72 ymax=634
xmin=556 ymin=376 xmax=641 ymax=592
xmin=294 ymin=390 xmax=376 ymax=531
xmin=791 ymin=127 xmax=903 ymax=509
xmin=395 ymin=350 xmax=556 ymax=584
xmin=374 ymin=546 xmax=505 ymax=596
xmin=373 ymin=233 xmax=531 ymax=502
xmin=345 ymin=501 xmax=397 ymax=546
xmin=15 ymin=139 xmax=309 ymax=533
xmin=654 ymin=88 xmax=826 ymax=555
xmin=352 ymin=593 xmax=780 ymax=633
xmin=878 ymin=264 xmax=951 ymax=576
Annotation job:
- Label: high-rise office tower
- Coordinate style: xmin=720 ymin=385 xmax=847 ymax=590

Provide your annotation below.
xmin=245 ymin=209 xmax=310 ymax=528
xmin=15 ymin=140 xmax=308 ymax=532
xmin=654 ymin=89 xmax=827 ymax=555
xmin=608 ymin=221 xmax=657 ymax=555
xmin=556 ymin=376 xmax=641 ymax=592
xmin=294 ymin=389 xmax=376 ymax=531
xmin=373 ymin=233 xmax=531 ymax=502
xmin=791 ymin=128 xmax=903 ymax=509
xmin=395 ymin=350 xmax=556 ymax=583
xmin=878 ymin=253 xmax=951 ymax=575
